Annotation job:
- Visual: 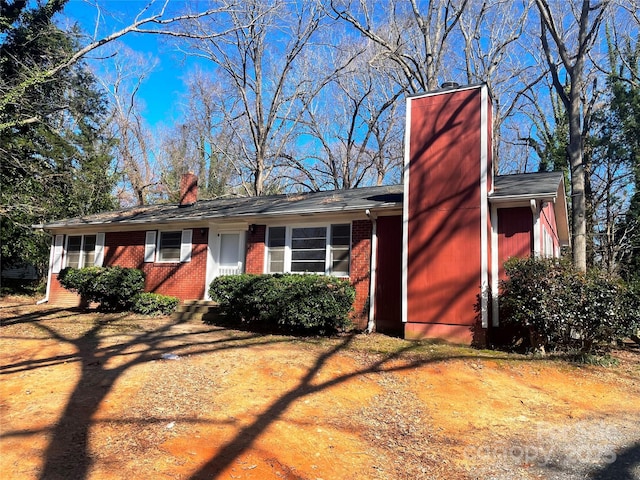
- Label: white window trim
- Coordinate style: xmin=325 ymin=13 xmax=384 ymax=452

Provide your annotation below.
xmin=265 ymin=223 xmax=351 ymax=277
xmin=64 ymin=233 xmax=103 ymax=269
xmin=144 ymin=231 xmax=157 ymax=262
xmin=52 ymin=235 xmax=65 ymax=274
xmin=153 ymin=229 xmax=192 ymax=264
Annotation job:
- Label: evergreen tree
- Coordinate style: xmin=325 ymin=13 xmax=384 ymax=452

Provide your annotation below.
xmin=1 ymin=0 xmax=116 ymax=275
xmin=608 ymin=37 xmax=640 ymax=280
xmin=586 ymin=30 xmax=640 ymax=278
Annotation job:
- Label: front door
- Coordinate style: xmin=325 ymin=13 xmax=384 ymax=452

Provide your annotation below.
xmin=218 ymin=233 xmax=243 ymax=276
xmin=205 ymin=227 xmax=247 ymax=300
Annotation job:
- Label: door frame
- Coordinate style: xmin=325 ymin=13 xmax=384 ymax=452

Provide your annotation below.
xmin=205 ymin=223 xmax=248 ymax=300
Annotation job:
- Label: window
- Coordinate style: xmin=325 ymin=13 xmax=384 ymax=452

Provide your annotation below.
xmin=65 ymin=236 xmax=82 ymax=268
xmin=158 ymin=231 xmax=182 ymax=262
xmin=145 ymin=230 xmax=192 ymax=263
xmin=82 ymin=235 xmax=97 ymax=267
xmin=330 ymin=224 xmax=351 ymax=276
xmin=291 ymin=227 xmax=326 ymax=273
xmin=266 ymin=224 xmax=351 ymax=276
xmin=65 ymin=234 xmax=97 ymax=268
xmin=267 ymin=226 xmax=286 ymax=273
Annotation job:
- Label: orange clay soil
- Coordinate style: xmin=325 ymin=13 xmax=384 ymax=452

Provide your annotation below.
xmin=1 ymin=296 xmax=639 ymax=480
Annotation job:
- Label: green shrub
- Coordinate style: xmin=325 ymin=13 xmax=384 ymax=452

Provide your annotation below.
xmin=622 ymin=279 xmax=640 ymax=337
xmin=499 ymin=257 xmax=632 ymax=353
xmin=208 ymin=274 xmax=355 ymax=335
xmin=208 ymin=274 xmax=261 ymax=321
xmin=58 ymin=266 xmax=145 ymax=311
xmin=131 ymin=292 xmax=179 ymax=315
xmin=577 ymin=270 xmax=627 ymax=352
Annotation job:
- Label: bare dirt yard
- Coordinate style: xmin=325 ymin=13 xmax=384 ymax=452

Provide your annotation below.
xmin=1 ymin=296 xmax=639 ymax=480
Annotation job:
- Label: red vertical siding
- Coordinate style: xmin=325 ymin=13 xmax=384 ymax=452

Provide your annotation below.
xmin=245 ymin=225 xmax=266 ymax=274
xmin=405 ymin=86 xmax=489 ymax=342
xmin=350 ymin=219 xmax=372 ymax=330
xmin=497 ymin=207 xmax=533 ymax=281
xmin=374 ymin=215 xmax=403 ymax=336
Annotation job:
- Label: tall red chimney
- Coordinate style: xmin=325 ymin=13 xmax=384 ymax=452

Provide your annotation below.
xmin=179 ymin=172 xmax=198 ymax=207
xmin=403 ymin=84 xmax=493 ymax=342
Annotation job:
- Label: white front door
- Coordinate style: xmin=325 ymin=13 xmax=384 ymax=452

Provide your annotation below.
xmin=205 ymin=227 xmax=247 ymax=299
xmin=218 ymin=233 xmax=243 ymax=276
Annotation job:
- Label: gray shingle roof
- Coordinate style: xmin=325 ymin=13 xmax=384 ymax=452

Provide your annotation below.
xmin=490 ymin=171 xmax=565 ymax=200
xmin=36 ymin=172 xmax=567 ymax=231
xmin=37 ymin=184 xmax=404 ymax=229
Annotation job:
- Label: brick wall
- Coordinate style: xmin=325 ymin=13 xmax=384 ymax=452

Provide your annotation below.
xmin=48 ymin=221 xmax=374 ymax=330
xmin=245 ymin=225 xmax=266 ymax=274
xmin=350 ymin=219 xmax=372 ymax=330
xmin=48 ymin=275 xmax=86 ymax=307
xmin=243 ymin=221 xmax=373 ymax=329
xmin=142 ymin=228 xmax=208 ymax=300
xmin=104 ymin=231 xmax=146 ymax=268
xmin=48 ymin=228 xmax=209 ymax=306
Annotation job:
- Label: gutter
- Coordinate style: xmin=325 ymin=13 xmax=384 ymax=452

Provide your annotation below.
xmin=36 ymin=202 xmax=404 ymax=230
xmin=488 ymin=193 xmax=557 ymax=204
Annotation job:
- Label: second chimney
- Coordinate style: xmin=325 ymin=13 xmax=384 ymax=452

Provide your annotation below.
xmin=179 ymin=172 xmax=198 ymax=207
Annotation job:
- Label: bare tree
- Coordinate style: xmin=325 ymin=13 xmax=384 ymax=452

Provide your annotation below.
xmin=179 ymin=0 xmax=333 ymax=196
xmin=0 ymin=0 xmax=242 ymax=132
xmin=332 ymin=0 xmax=540 ymax=173
xmin=534 ymin=0 xmax=611 ymax=271
xmin=331 ymin=0 xmax=469 ymax=92
xmin=297 ymin=38 xmax=405 ymax=190
xmin=98 ymin=48 xmax=161 ymax=206
xmin=156 ymin=68 xmax=245 ymax=200
xmin=457 ymin=0 xmax=537 ymax=171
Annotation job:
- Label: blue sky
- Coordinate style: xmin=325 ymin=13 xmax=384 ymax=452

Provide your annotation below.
xmin=62 ymin=0 xmax=195 ymax=126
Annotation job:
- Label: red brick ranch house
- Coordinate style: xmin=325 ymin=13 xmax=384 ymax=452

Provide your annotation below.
xmin=35 ymin=84 xmax=569 ymax=344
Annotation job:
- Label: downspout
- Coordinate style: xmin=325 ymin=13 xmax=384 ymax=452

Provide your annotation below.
xmin=36 ymin=228 xmax=53 ymax=305
xmin=366 ymin=209 xmax=377 ymax=333
xmin=530 ymin=199 xmax=541 ymax=257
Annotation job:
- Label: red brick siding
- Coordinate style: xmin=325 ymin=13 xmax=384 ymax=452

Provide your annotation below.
xmin=48 ymin=228 xmax=209 ymax=306
xmin=245 ymin=225 xmax=266 ymax=274
xmin=180 ymin=172 xmax=198 ymax=206
xmin=141 ymin=228 xmax=208 ymax=300
xmin=104 ymin=231 xmax=146 ymax=268
xmin=49 ymin=275 xmax=84 ymax=307
xmin=232 ymin=221 xmax=372 ymax=330
xmin=350 ymin=219 xmax=372 ymax=330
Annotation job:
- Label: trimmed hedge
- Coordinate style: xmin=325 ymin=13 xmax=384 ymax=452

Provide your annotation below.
xmin=58 ymin=266 xmax=179 ymax=315
xmin=131 ymin=292 xmax=179 ymax=315
xmin=208 ymin=274 xmax=355 ymax=335
xmin=499 ymin=257 xmax=639 ymax=352
xmin=58 ymin=266 xmax=145 ymax=311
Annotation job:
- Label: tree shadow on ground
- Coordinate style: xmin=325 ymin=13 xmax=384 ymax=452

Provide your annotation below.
xmin=0 ymin=303 xmax=592 ymax=480
xmin=590 ymin=441 xmax=640 ymax=480
xmin=1 ymin=305 xmax=287 ymax=480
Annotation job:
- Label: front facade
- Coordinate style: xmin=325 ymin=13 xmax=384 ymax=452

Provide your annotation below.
xmin=37 ymin=84 xmax=569 ymax=343
xmin=42 ymin=186 xmax=404 ymax=329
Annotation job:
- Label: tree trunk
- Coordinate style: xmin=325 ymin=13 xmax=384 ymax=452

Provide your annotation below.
xmin=568 ymin=100 xmax=587 ymax=271
xmin=535 ymin=0 xmax=608 ymax=273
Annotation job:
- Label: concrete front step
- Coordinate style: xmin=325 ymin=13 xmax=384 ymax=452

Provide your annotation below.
xmin=172 ymin=300 xmax=221 ymax=323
